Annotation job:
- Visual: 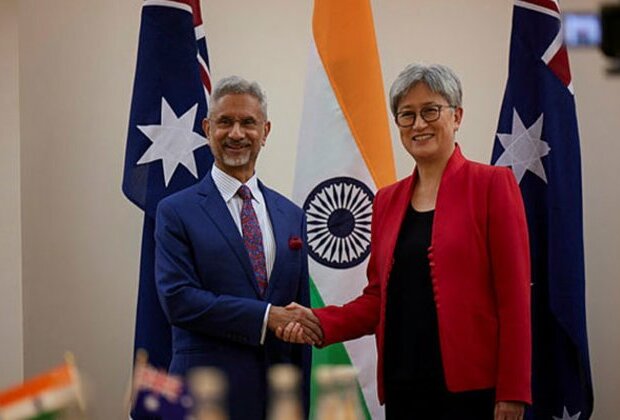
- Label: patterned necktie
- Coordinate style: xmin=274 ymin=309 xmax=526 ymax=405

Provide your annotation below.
xmin=237 ymin=185 xmax=268 ymax=297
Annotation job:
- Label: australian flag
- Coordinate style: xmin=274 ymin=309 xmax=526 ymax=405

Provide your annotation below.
xmin=131 ymin=353 xmax=192 ymax=419
xmin=122 ymin=0 xmax=213 ymax=379
xmin=492 ymin=1 xmax=593 ymax=419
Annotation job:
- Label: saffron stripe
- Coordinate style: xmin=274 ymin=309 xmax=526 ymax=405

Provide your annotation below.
xmin=312 ymin=0 xmax=396 ymax=189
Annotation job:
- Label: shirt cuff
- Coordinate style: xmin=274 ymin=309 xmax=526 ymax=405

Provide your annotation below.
xmin=260 ymin=303 xmax=271 ymax=345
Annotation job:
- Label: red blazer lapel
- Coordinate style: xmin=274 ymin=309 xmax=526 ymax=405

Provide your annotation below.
xmin=373 ymin=175 xmax=413 ymax=295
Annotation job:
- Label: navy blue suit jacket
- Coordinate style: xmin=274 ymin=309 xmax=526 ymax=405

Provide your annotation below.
xmin=155 ymin=173 xmax=311 ymax=420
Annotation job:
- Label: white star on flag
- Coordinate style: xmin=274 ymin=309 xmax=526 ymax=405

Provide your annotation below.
xmin=137 ymin=98 xmax=206 ymax=187
xmin=553 ymin=406 xmax=581 ymax=420
xmin=143 ymin=394 xmax=160 ymax=412
xmin=495 ymin=108 xmax=550 ymax=184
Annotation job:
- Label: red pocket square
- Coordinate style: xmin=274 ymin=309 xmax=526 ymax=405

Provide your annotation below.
xmin=288 ymin=236 xmax=303 ymax=250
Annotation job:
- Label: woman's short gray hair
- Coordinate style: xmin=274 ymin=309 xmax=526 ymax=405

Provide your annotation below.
xmin=208 ymin=75 xmax=268 ymax=119
xmin=389 ymin=63 xmax=462 ymax=116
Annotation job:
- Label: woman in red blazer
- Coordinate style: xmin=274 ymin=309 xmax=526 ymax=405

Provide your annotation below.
xmin=280 ymin=64 xmax=531 ymax=420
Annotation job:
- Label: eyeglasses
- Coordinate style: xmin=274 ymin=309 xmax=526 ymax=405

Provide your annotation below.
xmin=395 ymin=104 xmax=456 ymax=128
xmin=211 ymin=116 xmax=263 ymax=130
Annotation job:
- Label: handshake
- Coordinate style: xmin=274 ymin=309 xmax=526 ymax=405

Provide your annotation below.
xmin=267 ymin=303 xmax=324 ymax=346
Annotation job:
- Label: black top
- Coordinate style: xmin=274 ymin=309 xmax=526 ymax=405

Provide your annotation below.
xmin=384 ymin=206 xmax=445 ymax=392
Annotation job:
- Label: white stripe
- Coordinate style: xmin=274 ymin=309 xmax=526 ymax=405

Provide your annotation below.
xmin=293 ymin=41 xmax=383 ymax=420
xmin=143 ymin=0 xmax=192 ymax=14
xmin=0 ymin=399 xmax=39 ymax=419
xmin=0 ymin=385 xmax=78 ymax=419
xmin=542 ymin=30 xmax=563 ymax=64
xmin=514 ymin=0 xmax=560 ymax=19
xmin=194 ymin=26 xmax=205 ymax=40
xmin=196 ymin=52 xmax=210 ymax=80
xmin=37 ymin=386 xmax=79 ymax=412
xmin=195 ymin=33 xmax=211 ymax=102
xmin=196 ymin=53 xmax=211 ymax=101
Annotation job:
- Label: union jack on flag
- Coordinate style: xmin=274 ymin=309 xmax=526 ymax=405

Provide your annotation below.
xmin=134 ymin=366 xmax=184 ymax=403
xmin=122 ymin=0 xmax=214 ymax=385
xmin=132 ymin=356 xmax=191 ymax=419
xmin=492 ymin=0 xmax=593 ymax=419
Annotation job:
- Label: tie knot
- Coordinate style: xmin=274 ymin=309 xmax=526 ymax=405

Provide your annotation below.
xmin=237 ymin=185 xmax=253 ymax=201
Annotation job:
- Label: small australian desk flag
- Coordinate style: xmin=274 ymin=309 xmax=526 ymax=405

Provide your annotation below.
xmin=492 ymin=1 xmax=593 ymax=419
xmin=122 ymin=0 xmax=213 ymax=379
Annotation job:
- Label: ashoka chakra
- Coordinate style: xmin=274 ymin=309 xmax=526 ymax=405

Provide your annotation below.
xmin=302 ymin=177 xmax=374 ymax=269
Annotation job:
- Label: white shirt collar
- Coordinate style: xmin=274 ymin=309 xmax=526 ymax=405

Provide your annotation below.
xmin=211 ymin=164 xmax=262 ymax=204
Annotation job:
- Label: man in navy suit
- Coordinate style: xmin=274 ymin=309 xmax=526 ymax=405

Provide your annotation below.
xmin=155 ymin=76 xmax=321 ymax=420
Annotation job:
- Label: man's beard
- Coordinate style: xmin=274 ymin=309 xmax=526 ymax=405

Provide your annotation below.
xmin=221 ymin=139 xmax=252 ymax=167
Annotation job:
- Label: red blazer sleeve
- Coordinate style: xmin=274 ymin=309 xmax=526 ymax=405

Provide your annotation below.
xmin=488 ymin=167 xmax=532 ymax=403
xmin=313 ymin=191 xmax=385 ymax=345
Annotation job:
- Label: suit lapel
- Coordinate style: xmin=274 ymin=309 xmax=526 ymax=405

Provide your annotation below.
xmin=260 ymin=184 xmax=287 ymax=300
xmin=381 ymin=145 xmax=464 ymax=284
xmin=197 ymin=174 xmax=261 ymax=297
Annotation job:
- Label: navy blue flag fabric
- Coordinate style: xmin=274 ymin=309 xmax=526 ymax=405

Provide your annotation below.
xmin=133 ymin=387 xmax=190 ymax=420
xmin=122 ymin=0 xmax=213 ymax=376
xmin=492 ymin=1 xmax=593 ymax=419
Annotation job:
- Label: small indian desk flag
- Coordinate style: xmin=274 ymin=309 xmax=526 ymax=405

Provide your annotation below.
xmin=292 ymin=1 xmax=396 ymax=418
xmin=0 ymin=355 xmax=85 ymax=420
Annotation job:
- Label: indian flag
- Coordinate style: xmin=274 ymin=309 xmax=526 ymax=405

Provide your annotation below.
xmin=0 ymin=356 xmax=84 ymax=420
xmin=292 ymin=1 xmax=396 ymax=418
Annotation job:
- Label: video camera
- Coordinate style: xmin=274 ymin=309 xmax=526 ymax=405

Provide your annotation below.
xmin=562 ymin=2 xmax=620 ymax=73
xmin=601 ymin=3 xmax=620 ymax=60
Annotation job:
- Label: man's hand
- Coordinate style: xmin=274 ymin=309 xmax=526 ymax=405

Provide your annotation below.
xmin=494 ymin=401 xmax=525 ymax=420
xmin=268 ymin=302 xmax=323 ymax=345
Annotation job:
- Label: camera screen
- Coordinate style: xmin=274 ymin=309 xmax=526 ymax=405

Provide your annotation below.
xmin=563 ymin=13 xmax=601 ymax=47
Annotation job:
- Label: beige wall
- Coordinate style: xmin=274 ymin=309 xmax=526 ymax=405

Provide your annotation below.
xmin=18 ymin=1 xmax=142 ymax=417
xmin=8 ymin=0 xmax=620 ymax=418
xmin=0 ymin=0 xmax=23 ymax=389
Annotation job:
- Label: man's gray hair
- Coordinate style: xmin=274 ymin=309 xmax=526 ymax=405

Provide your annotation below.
xmin=388 ymin=63 xmax=463 ymax=116
xmin=208 ymin=75 xmax=268 ymax=119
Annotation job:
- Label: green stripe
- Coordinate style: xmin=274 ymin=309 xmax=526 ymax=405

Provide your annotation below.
xmin=29 ymin=411 xmax=60 ymax=420
xmin=309 ymin=277 xmax=372 ymax=420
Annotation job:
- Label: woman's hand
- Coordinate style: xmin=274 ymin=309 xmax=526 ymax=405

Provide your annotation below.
xmin=274 ymin=303 xmax=323 ymax=345
xmin=494 ymin=401 xmax=525 ymax=420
